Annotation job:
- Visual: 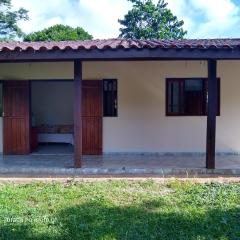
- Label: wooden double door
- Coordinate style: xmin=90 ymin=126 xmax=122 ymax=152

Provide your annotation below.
xmin=3 ymin=81 xmax=30 ymax=154
xmin=3 ymin=80 xmax=102 ymax=155
xmin=82 ymin=80 xmax=102 ymax=155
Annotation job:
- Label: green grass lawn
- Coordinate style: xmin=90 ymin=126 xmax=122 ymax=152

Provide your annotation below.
xmin=0 ymin=180 xmax=239 ymax=240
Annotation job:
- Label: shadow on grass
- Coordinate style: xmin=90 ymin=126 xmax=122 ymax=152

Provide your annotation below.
xmin=0 ymin=200 xmax=240 ymax=240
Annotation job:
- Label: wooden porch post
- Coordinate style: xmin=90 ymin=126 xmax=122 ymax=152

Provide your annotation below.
xmin=206 ymin=59 xmax=217 ymax=169
xmin=74 ymin=60 xmax=82 ymax=168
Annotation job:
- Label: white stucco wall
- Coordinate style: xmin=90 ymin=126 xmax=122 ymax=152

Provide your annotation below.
xmin=31 ymin=81 xmax=74 ymax=125
xmin=0 ymin=62 xmax=73 ymax=80
xmin=0 ymin=60 xmax=239 ymax=153
xmin=84 ymin=61 xmax=208 ymax=153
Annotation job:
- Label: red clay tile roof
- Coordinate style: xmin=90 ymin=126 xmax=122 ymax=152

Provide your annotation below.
xmin=0 ymin=38 xmax=240 ymax=52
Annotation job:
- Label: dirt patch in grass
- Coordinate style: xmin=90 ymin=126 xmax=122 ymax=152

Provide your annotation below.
xmin=0 ymin=176 xmax=239 ymax=184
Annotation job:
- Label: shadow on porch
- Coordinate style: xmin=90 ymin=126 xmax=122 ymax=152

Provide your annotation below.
xmin=0 ymin=144 xmax=240 ymax=176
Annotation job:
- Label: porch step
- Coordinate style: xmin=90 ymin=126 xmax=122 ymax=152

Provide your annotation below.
xmin=0 ymin=167 xmax=239 ymax=177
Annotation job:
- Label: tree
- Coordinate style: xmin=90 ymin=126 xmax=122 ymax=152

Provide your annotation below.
xmin=119 ymin=0 xmax=187 ymax=40
xmin=0 ymin=0 xmax=28 ymax=40
xmin=24 ymin=24 xmax=93 ymax=42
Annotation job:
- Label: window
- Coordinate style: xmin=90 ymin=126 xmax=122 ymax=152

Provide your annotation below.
xmin=103 ymin=79 xmax=118 ymax=117
xmin=166 ymin=78 xmax=220 ymax=116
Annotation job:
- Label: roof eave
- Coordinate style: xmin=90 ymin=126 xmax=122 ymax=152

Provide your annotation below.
xmin=0 ymin=48 xmax=240 ymax=62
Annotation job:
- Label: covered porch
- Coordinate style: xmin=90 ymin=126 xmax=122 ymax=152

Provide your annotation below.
xmin=0 ymin=39 xmax=240 ymax=173
xmin=0 ymin=152 xmax=240 ymax=176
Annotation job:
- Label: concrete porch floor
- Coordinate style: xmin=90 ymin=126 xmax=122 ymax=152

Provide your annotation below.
xmin=0 ymin=153 xmax=240 ymax=168
xmin=0 ymin=154 xmax=240 ymax=177
xmin=0 ymin=144 xmax=239 ymax=176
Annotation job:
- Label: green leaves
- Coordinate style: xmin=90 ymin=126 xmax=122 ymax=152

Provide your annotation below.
xmin=119 ymin=0 xmax=187 ymax=40
xmin=23 ymin=24 xmax=93 ymax=42
xmin=0 ymin=0 xmax=28 ymax=40
xmin=0 ymin=1 xmax=92 ymax=42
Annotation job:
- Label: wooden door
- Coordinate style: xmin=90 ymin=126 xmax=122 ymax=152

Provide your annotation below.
xmin=82 ymin=80 xmax=102 ymax=155
xmin=3 ymin=81 xmax=30 ymax=155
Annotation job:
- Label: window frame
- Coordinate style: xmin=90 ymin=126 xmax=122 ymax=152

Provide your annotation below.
xmin=166 ymin=78 xmax=220 ymax=117
xmin=103 ymin=79 xmax=118 ymax=117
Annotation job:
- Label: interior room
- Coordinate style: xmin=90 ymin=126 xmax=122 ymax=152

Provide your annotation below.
xmin=31 ymin=80 xmax=74 ymax=154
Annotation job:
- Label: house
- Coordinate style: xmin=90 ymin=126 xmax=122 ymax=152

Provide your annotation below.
xmin=0 ymin=38 xmax=239 ymax=170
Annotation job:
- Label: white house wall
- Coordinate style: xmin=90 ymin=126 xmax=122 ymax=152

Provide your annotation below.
xmin=0 ymin=62 xmax=73 ymax=80
xmin=0 ymin=61 xmax=239 ymax=153
xmin=31 ymin=81 xmax=74 ymax=126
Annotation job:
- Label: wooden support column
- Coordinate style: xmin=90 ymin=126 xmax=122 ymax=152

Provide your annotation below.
xmin=74 ymin=60 xmax=82 ymax=168
xmin=206 ymin=59 xmax=217 ymax=169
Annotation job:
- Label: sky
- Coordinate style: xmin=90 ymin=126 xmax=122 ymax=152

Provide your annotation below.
xmin=11 ymin=0 xmax=240 ymax=39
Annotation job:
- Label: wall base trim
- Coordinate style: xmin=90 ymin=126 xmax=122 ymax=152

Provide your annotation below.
xmin=103 ymin=152 xmax=240 ymax=156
